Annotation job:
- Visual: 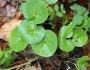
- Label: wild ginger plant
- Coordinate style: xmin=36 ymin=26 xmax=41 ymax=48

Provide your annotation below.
xmin=8 ymin=0 xmax=90 ymax=68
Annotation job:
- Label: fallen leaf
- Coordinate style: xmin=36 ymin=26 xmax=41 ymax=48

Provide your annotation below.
xmin=0 ymin=12 xmax=23 ymax=41
xmin=24 ymin=61 xmax=42 ymax=70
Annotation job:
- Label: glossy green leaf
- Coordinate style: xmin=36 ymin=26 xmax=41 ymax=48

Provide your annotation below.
xmin=54 ymin=4 xmax=59 ymax=12
xmin=43 ymin=0 xmax=58 ymax=4
xmin=72 ymin=28 xmax=88 ymax=47
xmin=58 ymin=26 xmax=75 ymax=52
xmin=31 ymin=30 xmax=57 ymax=57
xmin=77 ymin=56 xmax=90 ymax=70
xmin=56 ymin=11 xmax=62 ymax=17
xmin=20 ymin=0 xmax=48 ymax=24
xmin=18 ymin=20 xmax=45 ymax=44
xmin=70 ymin=4 xmax=86 ymax=14
xmin=72 ymin=14 xmax=84 ymax=28
xmin=9 ymin=27 xmax=28 ymax=52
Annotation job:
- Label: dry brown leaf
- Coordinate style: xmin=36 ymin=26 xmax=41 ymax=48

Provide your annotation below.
xmin=0 ymin=12 xmax=23 ymax=41
xmin=24 ymin=62 xmax=42 ymax=70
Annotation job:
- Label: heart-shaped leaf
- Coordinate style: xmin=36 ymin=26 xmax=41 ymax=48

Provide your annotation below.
xmin=72 ymin=28 xmax=88 ymax=47
xmin=20 ymin=0 xmax=48 ymax=24
xmin=31 ymin=30 xmax=57 ymax=57
xmin=9 ymin=27 xmax=28 ymax=52
xmin=58 ymin=26 xmax=75 ymax=52
xmin=18 ymin=20 xmax=45 ymax=44
xmin=43 ymin=0 xmax=58 ymax=4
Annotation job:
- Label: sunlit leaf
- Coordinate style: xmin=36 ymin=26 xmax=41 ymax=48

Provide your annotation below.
xmin=58 ymin=26 xmax=75 ymax=52
xmin=18 ymin=20 xmax=45 ymax=44
xmin=20 ymin=0 xmax=48 ymax=24
xmin=9 ymin=27 xmax=28 ymax=52
xmin=31 ymin=30 xmax=57 ymax=57
xmin=72 ymin=28 xmax=88 ymax=47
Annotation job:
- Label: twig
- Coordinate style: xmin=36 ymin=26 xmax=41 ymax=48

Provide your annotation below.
xmin=2 ymin=56 xmax=40 ymax=70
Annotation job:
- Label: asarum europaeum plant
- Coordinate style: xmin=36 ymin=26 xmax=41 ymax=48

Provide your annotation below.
xmin=9 ymin=0 xmax=89 ymax=57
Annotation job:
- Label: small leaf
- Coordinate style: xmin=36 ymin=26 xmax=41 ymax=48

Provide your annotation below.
xmin=58 ymin=26 xmax=75 ymax=52
xmin=20 ymin=0 xmax=48 ymax=24
xmin=72 ymin=28 xmax=88 ymax=47
xmin=62 ymin=15 xmax=68 ymax=25
xmin=77 ymin=56 xmax=90 ymax=70
xmin=4 ymin=48 xmax=12 ymax=53
xmin=56 ymin=11 xmax=62 ymax=17
xmin=54 ymin=4 xmax=59 ymax=12
xmin=70 ymin=4 xmax=86 ymax=14
xmin=61 ymin=10 xmax=66 ymax=14
xmin=31 ymin=30 xmax=57 ymax=57
xmin=0 ymin=57 xmax=5 ymax=65
xmin=60 ymin=4 xmax=64 ymax=10
xmin=9 ymin=26 xmax=28 ymax=52
xmin=43 ymin=0 xmax=58 ymax=4
xmin=18 ymin=20 xmax=45 ymax=44
xmin=85 ymin=18 xmax=90 ymax=32
xmin=0 ymin=50 xmax=4 ymax=58
xmin=48 ymin=7 xmax=54 ymax=20
xmin=83 ymin=10 xmax=89 ymax=18
xmin=72 ymin=14 xmax=84 ymax=28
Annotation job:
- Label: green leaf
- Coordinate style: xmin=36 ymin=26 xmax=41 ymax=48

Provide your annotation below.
xmin=48 ymin=7 xmax=54 ymax=20
xmin=9 ymin=26 xmax=28 ymax=52
xmin=72 ymin=28 xmax=88 ymax=47
xmin=0 ymin=57 xmax=5 ymax=65
xmin=20 ymin=0 xmax=48 ymax=24
xmin=58 ymin=26 xmax=75 ymax=52
xmin=77 ymin=56 xmax=90 ymax=70
xmin=4 ymin=48 xmax=12 ymax=53
xmin=76 ymin=18 xmax=87 ymax=28
xmin=61 ymin=10 xmax=66 ymax=14
xmin=54 ymin=4 xmax=59 ymax=12
xmin=72 ymin=14 xmax=84 ymax=28
xmin=83 ymin=10 xmax=89 ymax=18
xmin=60 ymin=4 xmax=64 ymax=10
xmin=62 ymin=15 xmax=68 ymax=25
xmin=18 ymin=20 xmax=45 ymax=44
xmin=56 ymin=11 xmax=62 ymax=17
xmin=0 ymin=50 xmax=4 ymax=58
xmin=43 ymin=0 xmax=58 ymax=4
xmin=4 ymin=53 xmax=14 ymax=67
xmin=5 ymin=53 xmax=14 ymax=62
xmin=31 ymin=30 xmax=57 ymax=57
xmin=85 ymin=18 xmax=90 ymax=32
xmin=70 ymin=4 xmax=86 ymax=14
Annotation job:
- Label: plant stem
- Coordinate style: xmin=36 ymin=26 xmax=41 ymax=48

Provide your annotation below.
xmin=3 ymin=56 xmax=40 ymax=70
